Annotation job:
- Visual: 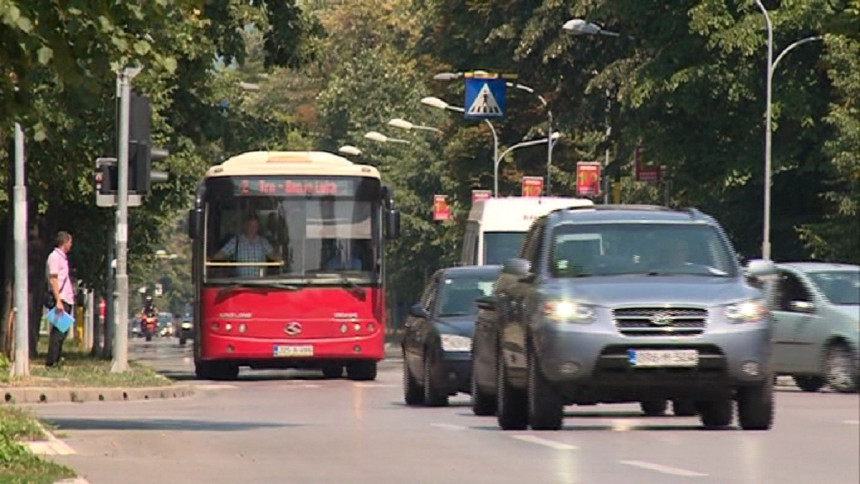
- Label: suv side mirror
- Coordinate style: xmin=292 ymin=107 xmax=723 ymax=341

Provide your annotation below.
xmin=408 ymin=303 xmax=428 ymax=318
xmin=746 ymin=259 xmax=777 ymax=280
xmin=503 ymin=258 xmax=531 ymax=278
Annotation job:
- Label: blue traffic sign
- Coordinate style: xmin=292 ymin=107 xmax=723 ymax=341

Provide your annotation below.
xmin=464 ymin=77 xmax=505 ymax=119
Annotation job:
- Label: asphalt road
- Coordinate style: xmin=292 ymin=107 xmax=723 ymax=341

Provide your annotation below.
xmin=28 ymin=338 xmax=860 ymax=484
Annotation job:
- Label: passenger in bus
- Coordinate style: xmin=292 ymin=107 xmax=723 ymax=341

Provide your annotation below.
xmin=324 ymin=239 xmax=363 ymax=270
xmin=212 ymin=214 xmax=281 ymax=278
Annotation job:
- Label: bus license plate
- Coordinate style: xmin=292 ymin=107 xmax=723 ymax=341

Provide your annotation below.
xmin=628 ymin=349 xmax=698 ymax=367
xmin=274 ymin=345 xmax=314 ymax=357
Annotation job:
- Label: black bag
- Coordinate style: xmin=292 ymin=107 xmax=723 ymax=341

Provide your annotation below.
xmin=43 ymin=279 xmax=66 ymax=310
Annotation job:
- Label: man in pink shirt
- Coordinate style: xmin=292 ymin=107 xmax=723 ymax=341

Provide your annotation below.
xmin=46 ymin=231 xmax=74 ymax=367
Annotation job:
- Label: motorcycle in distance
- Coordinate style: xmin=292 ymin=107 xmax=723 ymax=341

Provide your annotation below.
xmin=141 ymin=295 xmax=159 ymax=342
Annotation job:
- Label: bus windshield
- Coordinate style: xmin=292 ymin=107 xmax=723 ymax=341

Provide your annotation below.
xmin=203 ymin=175 xmax=381 ymax=283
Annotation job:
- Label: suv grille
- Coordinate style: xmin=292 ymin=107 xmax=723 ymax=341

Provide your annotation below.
xmin=613 ymin=307 xmax=708 ymax=337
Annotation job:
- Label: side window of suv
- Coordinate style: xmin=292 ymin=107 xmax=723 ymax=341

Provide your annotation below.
xmin=519 ymin=220 xmax=545 ymax=267
xmin=778 ymin=271 xmax=811 ymax=312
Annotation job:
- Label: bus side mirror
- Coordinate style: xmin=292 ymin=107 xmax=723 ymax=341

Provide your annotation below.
xmin=386 ymin=209 xmax=401 ymax=239
xmin=187 ymin=209 xmax=198 ymax=240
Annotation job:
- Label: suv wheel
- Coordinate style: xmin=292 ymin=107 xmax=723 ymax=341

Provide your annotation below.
xmin=640 ymin=400 xmax=668 ymax=416
xmin=672 ymin=399 xmax=697 ymax=416
xmin=471 ymin=356 xmax=496 ymax=416
xmin=423 ymin=352 xmax=449 ymax=407
xmin=824 ymin=344 xmax=859 ymax=393
xmin=737 ymin=377 xmax=774 ymax=430
xmin=496 ymin=352 xmax=527 ymax=430
xmin=792 ymin=375 xmax=825 ymax=392
xmin=403 ymin=353 xmax=423 ymax=406
xmin=697 ymin=400 xmax=733 ymax=428
xmin=527 ymin=349 xmax=563 ymax=430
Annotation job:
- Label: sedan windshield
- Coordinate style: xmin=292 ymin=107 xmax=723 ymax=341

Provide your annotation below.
xmin=437 ymin=275 xmax=497 ymax=317
xmin=808 ymin=270 xmax=860 ymax=305
xmin=550 ymin=223 xmax=737 ymax=278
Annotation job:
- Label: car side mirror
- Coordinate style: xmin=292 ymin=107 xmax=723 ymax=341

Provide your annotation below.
xmin=408 ymin=303 xmax=428 ymax=318
xmin=746 ymin=259 xmax=777 ymax=280
xmin=476 ymin=295 xmax=496 ymax=311
xmin=789 ymin=300 xmax=815 ymax=313
xmin=503 ymin=258 xmax=531 ymax=278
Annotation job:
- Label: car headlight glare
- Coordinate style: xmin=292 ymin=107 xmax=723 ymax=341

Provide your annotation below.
xmin=725 ymin=299 xmax=767 ymax=322
xmin=440 ymin=334 xmax=472 ymax=352
xmin=544 ymin=301 xmax=595 ymax=324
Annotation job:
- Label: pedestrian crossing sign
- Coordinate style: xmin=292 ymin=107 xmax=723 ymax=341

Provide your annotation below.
xmin=464 ymin=76 xmax=505 ymax=119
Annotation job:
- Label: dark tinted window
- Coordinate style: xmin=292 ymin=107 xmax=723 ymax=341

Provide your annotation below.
xmin=484 ymin=232 xmax=526 ymax=265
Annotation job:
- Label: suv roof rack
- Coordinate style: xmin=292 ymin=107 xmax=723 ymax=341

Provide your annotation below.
xmin=551 ymin=204 xmax=674 ymax=214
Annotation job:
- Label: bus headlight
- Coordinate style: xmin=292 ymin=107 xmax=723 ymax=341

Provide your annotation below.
xmin=725 ymin=299 xmax=767 ymax=322
xmin=543 ymin=301 xmax=595 ymax=324
xmin=440 ymin=334 xmax=472 ymax=352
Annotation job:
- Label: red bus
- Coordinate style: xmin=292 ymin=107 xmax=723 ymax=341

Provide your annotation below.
xmin=187 ymin=151 xmax=400 ymax=380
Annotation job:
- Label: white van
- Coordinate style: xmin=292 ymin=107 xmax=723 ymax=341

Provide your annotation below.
xmin=459 ymin=197 xmax=594 ymax=266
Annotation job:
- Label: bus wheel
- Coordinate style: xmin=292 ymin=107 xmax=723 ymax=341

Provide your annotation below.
xmin=196 ymin=361 xmax=238 ymax=381
xmin=346 ymin=361 xmax=377 ymax=381
xmin=322 ymin=365 xmax=343 ymax=379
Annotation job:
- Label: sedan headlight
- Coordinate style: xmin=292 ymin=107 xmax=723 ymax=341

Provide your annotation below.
xmin=725 ymin=299 xmax=767 ymax=322
xmin=440 ymin=334 xmax=472 ymax=352
xmin=543 ymin=301 xmax=596 ymax=324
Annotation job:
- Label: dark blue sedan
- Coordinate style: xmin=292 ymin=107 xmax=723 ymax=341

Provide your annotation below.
xmin=402 ymin=265 xmax=501 ymax=406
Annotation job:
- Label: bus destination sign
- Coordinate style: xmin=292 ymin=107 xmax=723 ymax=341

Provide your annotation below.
xmin=235 ymin=177 xmax=357 ymax=197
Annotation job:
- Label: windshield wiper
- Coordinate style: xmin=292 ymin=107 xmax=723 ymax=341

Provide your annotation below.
xmin=340 ymin=275 xmax=367 ymax=300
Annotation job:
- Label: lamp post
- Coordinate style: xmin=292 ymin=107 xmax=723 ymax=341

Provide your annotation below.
xmin=388 ymin=118 xmax=442 ymax=134
xmin=494 ymin=133 xmax=562 ymax=197
xmin=364 ymin=131 xmax=410 ymax=144
xmin=338 ymin=145 xmax=363 ymax=157
xmin=562 ymin=19 xmax=621 ymax=37
xmin=754 ymin=0 xmax=822 ymax=260
xmin=434 ymin=72 xmax=556 ymax=195
xmin=421 ymin=96 xmax=499 ymax=194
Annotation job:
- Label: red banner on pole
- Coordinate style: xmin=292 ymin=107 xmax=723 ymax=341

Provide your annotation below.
xmin=576 ymin=162 xmax=602 ymax=196
xmin=634 ymin=145 xmax=661 ymax=182
xmin=433 ymin=195 xmax=450 ymax=221
xmin=521 ymin=176 xmax=543 ymax=197
xmin=472 ymin=190 xmax=492 ymax=203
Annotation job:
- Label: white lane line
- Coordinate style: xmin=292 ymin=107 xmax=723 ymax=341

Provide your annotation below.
xmin=620 ymin=460 xmax=707 ymax=477
xmin=511 ymin=435 xmax=577 ymax=450
xmin=431 ymin=423 xmax=466 ymax=431
xmin=843 ymin=420 xmax=860 ymax=425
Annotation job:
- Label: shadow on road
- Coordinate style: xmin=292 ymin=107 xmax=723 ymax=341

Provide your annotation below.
xmin=47 ymin=417 xmax=297 ymax=432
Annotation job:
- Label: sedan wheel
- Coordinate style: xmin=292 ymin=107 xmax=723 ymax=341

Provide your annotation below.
xmin=403 ymin=353 xmax=423 ymax=406
xmin=792 ymin=375 xmax=825 ymax=393
xmin=825 ymin=344 xmax=859 ymax=393
xmin=423 ymin=352 xmax=448 ymax=407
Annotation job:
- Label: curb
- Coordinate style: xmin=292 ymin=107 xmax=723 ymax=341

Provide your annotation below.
xmin=2 ymin=384 xmax=194 ymax=405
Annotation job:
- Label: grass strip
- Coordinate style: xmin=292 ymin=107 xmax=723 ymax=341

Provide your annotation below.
xmin=0 ymin=407 xmax=76 ymax=484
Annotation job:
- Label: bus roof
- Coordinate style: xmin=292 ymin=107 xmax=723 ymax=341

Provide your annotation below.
xmin=467 ymin=197 xmax=594 ymax=232
xmin=205 ymin=151 xmax=381 ymax=179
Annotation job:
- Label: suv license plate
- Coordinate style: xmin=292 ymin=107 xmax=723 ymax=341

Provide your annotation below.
xmin=628 ymin=349 xmax=698 ymax=367
xmin=274 ymin=345 xmax=314 ymax=357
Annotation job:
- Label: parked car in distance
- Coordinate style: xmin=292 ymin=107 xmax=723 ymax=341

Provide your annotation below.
xmin=771 ymin=262 xmax=859 ymax=393
xmin=473 ymin=205 xmax=778 ymax=431
xmin=402 ymin=265 xmax=501 ymax=407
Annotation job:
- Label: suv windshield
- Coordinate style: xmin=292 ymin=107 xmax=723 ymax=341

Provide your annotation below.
xmin=550 ymin=223 xmax=737 ymax=278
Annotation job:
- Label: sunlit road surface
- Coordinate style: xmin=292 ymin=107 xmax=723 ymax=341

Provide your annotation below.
xmin=29 ymin=338 xmax=860 ymax=484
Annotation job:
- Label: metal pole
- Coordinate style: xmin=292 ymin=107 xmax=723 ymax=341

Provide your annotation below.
xmin=84 ymin=290 xmax=93 ymax=352
xmin=755 ymin=0 xmax=773 ymax=260
xmin=111 ymin=67 xmax=139 ymax=372
xmin=103 ymin=229 xmax=114 ymax=357
xmin=603 ymin=89 xmax=611 ymax=204
xmin=12 ymin=122 xmax=29 ymax=376
xmin=546 ymin=110 xmax=553 ymax=196
xmin=485 ymin=120 xmax=498 ymax=197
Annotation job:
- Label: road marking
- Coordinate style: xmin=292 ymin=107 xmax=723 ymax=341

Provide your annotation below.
xmin=619 ymin=460 xmax=707 ymax=477
xmin=843 ymin=420 xmax=860 ymax=425
xmin=431 ymin=423 xmax=466 ymax=431
xmin=511 ymin=435 xmax=577 ymax=450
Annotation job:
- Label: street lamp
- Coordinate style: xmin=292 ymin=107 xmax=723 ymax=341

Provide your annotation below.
xmin=338 ymin=145 xmax=363 ymax=156
xmin=421 ymin=96 xmax=498 ymax=193
xmin=562 ymin=19 xmax=620 ymax=37
xmin=364 ymin=131 xmax=410 ymax=144
xmin=388 ymin=118 xmax=442 ymax=134
xmin=494 ymin=132 xmax=562 ymax=197
xmin=434 ymin=72 xmax=557 ymax=195
xmin=754 ymin=0 xmax=822 ymax=260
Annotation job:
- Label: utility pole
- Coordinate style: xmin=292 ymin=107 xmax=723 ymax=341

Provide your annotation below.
xmin=12 ymin=122 xmax=29 ymax=376
xmin=111 ymin=67 xmax=140 ymax=373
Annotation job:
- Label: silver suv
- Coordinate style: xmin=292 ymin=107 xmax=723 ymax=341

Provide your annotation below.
xmin=470 ymin=205 xmax=777 ymax=431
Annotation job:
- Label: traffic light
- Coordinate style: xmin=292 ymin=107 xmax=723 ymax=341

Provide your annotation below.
xmin=126 ymin=93 xmax=169 ymax=194
xmin=96 ymin=158 xmax=118 ymax=195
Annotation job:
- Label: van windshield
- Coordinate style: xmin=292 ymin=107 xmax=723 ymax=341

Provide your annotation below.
xmin=484 ymin=232 xmax=526 ymax=265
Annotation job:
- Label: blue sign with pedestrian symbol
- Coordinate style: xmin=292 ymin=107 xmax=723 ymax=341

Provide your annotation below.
xmin=464 ymin=76 xmax=505 ymax=120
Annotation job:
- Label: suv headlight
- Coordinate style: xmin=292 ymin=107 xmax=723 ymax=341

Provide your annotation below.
xmin=543 ymin=301 xmax=596 ymax=324
xmin=725 ymin=299 xmax=767 ymax=322
xmin=440 ymin=334 xmax=472 ymax=352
